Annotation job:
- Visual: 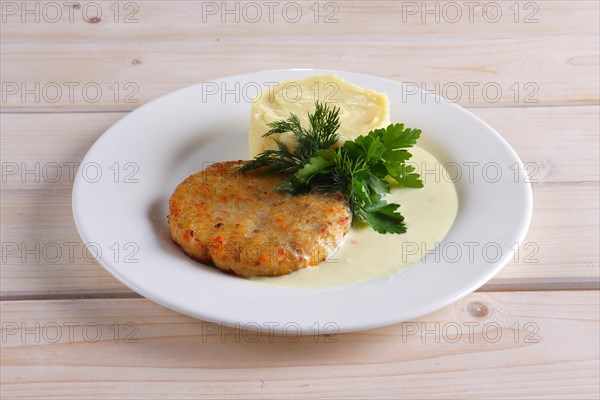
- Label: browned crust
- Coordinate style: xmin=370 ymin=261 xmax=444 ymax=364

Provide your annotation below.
xmin=168 ymin=161 xmax=351 ymax=277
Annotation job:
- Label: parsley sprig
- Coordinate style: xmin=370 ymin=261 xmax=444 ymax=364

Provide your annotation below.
xmin=239 ymin=102 xmax=423 ymax=234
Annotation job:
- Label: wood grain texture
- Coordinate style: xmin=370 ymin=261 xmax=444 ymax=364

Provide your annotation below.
xmin=2 ymin=106 xmax=598 ymax=188
xmin=1 ymin=2 xmax=599 ymax=397
xmin=1 ymin=106 xmax=598 ymax=296
xmin=1 ymin=37 xmax=598 ymax=111
xmin=1 ymin=1 xmax=598 ymax=42
xmin=1 ymin=292 xmax=598 ymax=399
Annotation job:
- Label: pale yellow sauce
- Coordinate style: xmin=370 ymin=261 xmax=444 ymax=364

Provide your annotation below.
xmin=251 ymin=146 xmax=458 ymax=288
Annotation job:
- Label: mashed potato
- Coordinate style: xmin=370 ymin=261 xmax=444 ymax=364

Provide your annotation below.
xmin=249 ymin=75 xmax=390 ymax=156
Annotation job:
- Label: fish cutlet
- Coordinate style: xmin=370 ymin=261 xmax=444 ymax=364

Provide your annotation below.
xmin=168 ymin=161 xmax=352 ymax=277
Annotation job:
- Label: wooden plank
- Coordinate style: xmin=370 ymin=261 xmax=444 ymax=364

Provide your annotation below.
xmin=1 ymin=1 xmax=597 ymax=42
xmin=1 ymin=106 xmax=598 ymax=296
xmin=1 ymin=292 xmax=598 ymax=399
xmin=461 ymin=106 xmax=600 ymax=185
xmin=1 ymin=34 xmax=598 ymax=111
xmin=2 ymin=106 xmax=597 ymax=189
xmin=2 ymin=180 xmax=597 ymax=296
xmin=0 ymin=113 xmax=131 ymax=295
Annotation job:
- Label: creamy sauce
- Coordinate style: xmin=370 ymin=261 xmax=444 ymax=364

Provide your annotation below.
xmin=251 ymin=146 xmax=458 ymax=288
xmin=249 ymin=75 xmax=390 ymax=157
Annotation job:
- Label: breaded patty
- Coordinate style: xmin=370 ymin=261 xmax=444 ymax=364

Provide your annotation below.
xmin=168 ymin=161 xmax=352 ymax=277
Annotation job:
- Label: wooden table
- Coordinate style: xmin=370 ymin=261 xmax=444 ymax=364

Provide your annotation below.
xmin=1 ymin=1 xmax=599 ymax=398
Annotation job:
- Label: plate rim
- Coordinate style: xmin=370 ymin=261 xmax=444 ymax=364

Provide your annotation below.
xmin=72 ymin=68 xmax=533 ymax=333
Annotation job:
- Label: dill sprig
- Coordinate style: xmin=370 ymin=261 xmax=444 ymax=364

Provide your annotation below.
xmin=239 ymin=102 xmax=423 ymax=234
xmin=239 ymin=102 xmax=340 ymax=177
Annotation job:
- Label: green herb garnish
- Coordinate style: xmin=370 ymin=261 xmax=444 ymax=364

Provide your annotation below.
xmin=239 ymin=102 xmax=423 ymax=234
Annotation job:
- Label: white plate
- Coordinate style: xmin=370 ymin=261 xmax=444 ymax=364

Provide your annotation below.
xmin=72 ymin=69 xmax=532 ymax=333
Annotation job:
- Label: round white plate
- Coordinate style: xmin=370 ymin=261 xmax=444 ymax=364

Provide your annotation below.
xmin=72 ymin=69 xmax=532 ymax=333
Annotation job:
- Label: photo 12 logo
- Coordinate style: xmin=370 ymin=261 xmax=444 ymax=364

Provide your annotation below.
xmin=1 ymin=161 xmax=140 ymax=184
xmin=1 ymin=321 xmax=140 ymax=344
xmin=410 ymin=160 xmax=540 ymax=185
xmin=402 ymin=81 xmax=540 ymax=105
xmin=401 ymin=241 xmax=540 ymax=265
xmin=1 ymin=241 xmax=140 ymax=265
xmin=200 ymin=321 xmax=339 ymax=343
xmin=1 ymin=82 xmax=140 ymax=104
xmin=399 ymin=320 xmax=540 ymax=344
xmin=0 ymin=1 xmax=140 ymax=24
xmin=199 ymin=1 xmax=340 ymax=24
xmin=200 ymin=80 xmax=340 ymax=103
xmin=400 ymin=1 xmax=540 ymax=24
